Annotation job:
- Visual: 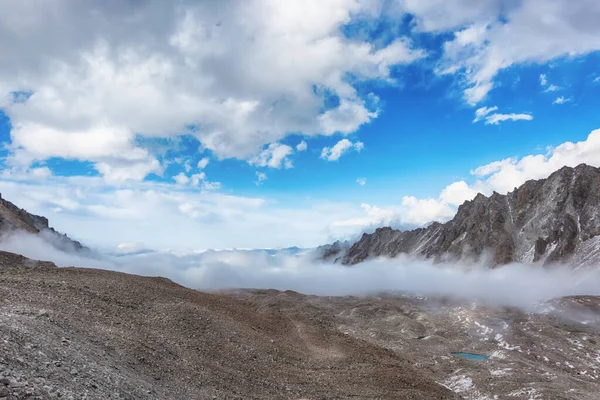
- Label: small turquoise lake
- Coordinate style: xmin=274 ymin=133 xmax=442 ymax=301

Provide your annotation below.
xmin=451 ymin=352 xmax=489 ymax=361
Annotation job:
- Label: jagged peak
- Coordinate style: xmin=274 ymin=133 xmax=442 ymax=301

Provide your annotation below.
xmin=338 ymin=163 xmax=600 ymax=266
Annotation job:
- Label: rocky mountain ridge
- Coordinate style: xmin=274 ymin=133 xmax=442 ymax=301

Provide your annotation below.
xmin=0 ymin=194 xmax=89 ymax=254
xmin=340 ymin=164 xmax=600 ymax=267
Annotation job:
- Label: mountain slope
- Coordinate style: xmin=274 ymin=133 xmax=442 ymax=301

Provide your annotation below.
xmin=0 ymin=193 xmax=88 ymax=253
xmin=2 ymin=252 xmax=600 ymax=399
xmin=0 ymin=254 xmax=457 ymax=399
xmin=343 ymin=164 xmax=600 ymax=267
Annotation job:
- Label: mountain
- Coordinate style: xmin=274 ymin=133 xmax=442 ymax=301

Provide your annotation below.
xmin=342 ymin=164 xmax=600 ymax=267
xmin=314 ymin=239 xmax=352 ymax=262
xmin=0 ymin=193 xmax=89 ymax=254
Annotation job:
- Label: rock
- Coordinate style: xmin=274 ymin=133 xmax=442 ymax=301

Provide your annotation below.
xmin=0 ymin=386 xmax=8 ymax=397
xmin=339 ymin=164 xmax=600 ymax=267
xmin=0 ymin=193 xmax=90 ymax=259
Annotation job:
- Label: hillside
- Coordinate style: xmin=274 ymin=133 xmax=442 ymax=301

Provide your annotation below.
xmin=0 ymin=194 xmax=88 ymax=254
xmin=342 ymin=164 xmax=600 ymax=266
xmin=1 ymin=253 xmax=600 ymax=398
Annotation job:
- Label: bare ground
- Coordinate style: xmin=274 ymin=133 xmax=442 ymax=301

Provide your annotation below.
xmin=1 ymin=251 xmax=599 ymax=399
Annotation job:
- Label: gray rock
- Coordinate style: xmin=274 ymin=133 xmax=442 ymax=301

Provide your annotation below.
xmin=0 ymin=386 xmax=8 ymax=397
xmin=341 ymin=164 xmax=600 ymax=267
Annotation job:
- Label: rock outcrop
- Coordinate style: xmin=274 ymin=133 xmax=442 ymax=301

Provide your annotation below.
xmin=342 ymin=164 xmax=600 ymax=267
xmin=0 ymin=194 xmax=89 ymax=254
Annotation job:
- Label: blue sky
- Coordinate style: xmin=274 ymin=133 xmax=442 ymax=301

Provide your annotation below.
xmin=1 ymin=0 xmax=600 ymax=251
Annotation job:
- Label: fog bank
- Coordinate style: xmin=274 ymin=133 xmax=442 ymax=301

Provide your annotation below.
xmin=3 ymin=232 xmax=600 ymax=308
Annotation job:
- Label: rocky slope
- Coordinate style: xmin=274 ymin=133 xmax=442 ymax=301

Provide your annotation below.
xmin=342 ymin=164 xmax=600 ymax=267
xmin=1 ymin=252 xmax=600 ymax=399
xmin=0 ymin=253 xmax=457 ymax=399
xmin=0 ymin=194 xmax=88 ymax=254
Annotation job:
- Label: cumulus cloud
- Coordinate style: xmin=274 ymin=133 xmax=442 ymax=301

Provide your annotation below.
xmin=539 ymin=74 xmax=548 ymax=86
xmin=197 ymin=157 xmax=210 ymax=170
xmin=190 ymin=172 xmax=207 ymax=187
xmin=0 ymin=0 xmax=424 ymax=181
xmin=321 ymin=139 xmax=364 ymax=161
xmin=337 ymin=128 xmax=600 ymax=230
xmin=296 ymin=141 xmax=307 ymax=152
xmin=173 ymin=172 xmax=190 ymax=185
xmin=356 ymin=177 xmax=367 ymax=186
xmin=430 ymin=0 xmax=600 ymax=103
xmin=251 ymin=143 xmax=294 ymax=169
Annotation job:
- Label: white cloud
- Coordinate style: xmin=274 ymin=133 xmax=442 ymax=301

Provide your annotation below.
xmin=197 ymin=157 xmax=210 ymax=170
xmin=321 ymin=139 xmax=364 ymax=161
xmin=465 ymin=128 xmax=600 ymax=193
xmin=190 ymin=172 xmax=207 ymax=187
xmin=251 ymin=142 xmax=294 ymax=169
xmin=255 ymin=171 xmax=267 ymax=186
xmin=484 ymin=113 xmax=533 ymax=125
xmin=0 ymin=173 xmax=371 ymax=250
xmin=296 ymin=141 xmax=307 ymax=152
xmin=539 ymin=74 xmax=547 ymax=86
xmin=356 ymin=177 xmax=367 ymax=186
xmin=474 ymin=107 xmax=533 ymax=125
xmin=546 ymin=84 xmax=562 ymax=92
xmin=0 ymin=0 xmax=424 ymax=181
xmin=473 ymin=106 xmax=498 ymax=122
xmin=332 ymin=203 xmax=399 ymax=228
xmin=29 ymin=166 xmax=52 ymax=180
xmin=201 ymin=180 xmax=222 ymax=191
xmin=553 ymin=96 xmax=571 ymax=105
xmin=431 ymin=0 xmax=600 ymax=103
xmin=5 ymin=128 xmax=600 ymax=253
xmin=173 ymin=172 xmax=190 ymax=185
xmin=439 ymin=180 xmax=478 ymax=206
xmin=337 ymin=127 xmax=600 ymax=230
xmin=400 ymin=196 xmax=456 ymax=225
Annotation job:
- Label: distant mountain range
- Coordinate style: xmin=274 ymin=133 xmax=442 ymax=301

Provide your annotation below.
xmin=320 ymin=164 xmax=600 ymax=268
xmin=0 ymin=193 xmax=90 ymax=254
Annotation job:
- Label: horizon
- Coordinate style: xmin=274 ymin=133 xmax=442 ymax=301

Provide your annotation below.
xmin=1 ymin=1 xmax=600 ymax=252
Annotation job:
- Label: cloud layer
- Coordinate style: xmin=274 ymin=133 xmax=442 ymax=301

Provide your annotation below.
xmin=3 ymin=231 xmax=600 ymax=309
xmin=0 ymin=0 xmax=422 ymax=180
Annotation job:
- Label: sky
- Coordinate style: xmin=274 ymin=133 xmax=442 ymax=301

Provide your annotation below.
xmin=0 ymin=0 xmax=600 ymax=252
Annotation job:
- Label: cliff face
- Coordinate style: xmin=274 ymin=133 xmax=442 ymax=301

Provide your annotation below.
xmin=0 ymin=194 xmax=88 ymax=253
xmin=342 ymin=164 xmax=600 ymax=267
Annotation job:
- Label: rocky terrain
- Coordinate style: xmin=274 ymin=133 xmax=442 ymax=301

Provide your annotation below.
xmin=0 ymin=252 xmax=459 ymax=399
xmin=340 ymin=164 xmax=600 ymax=267
xmin=0 ymin=194 xmax=89 ymax=254
xmin=1 ymin=252 xmax=600 ymax=399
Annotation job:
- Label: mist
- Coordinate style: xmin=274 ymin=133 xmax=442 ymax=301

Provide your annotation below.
xmin=3 ymin=231 xmax=600 ymax=309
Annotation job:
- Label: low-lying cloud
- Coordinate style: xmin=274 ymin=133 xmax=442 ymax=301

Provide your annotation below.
xmin=3 ymin=232 xmax=600 ymax=309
